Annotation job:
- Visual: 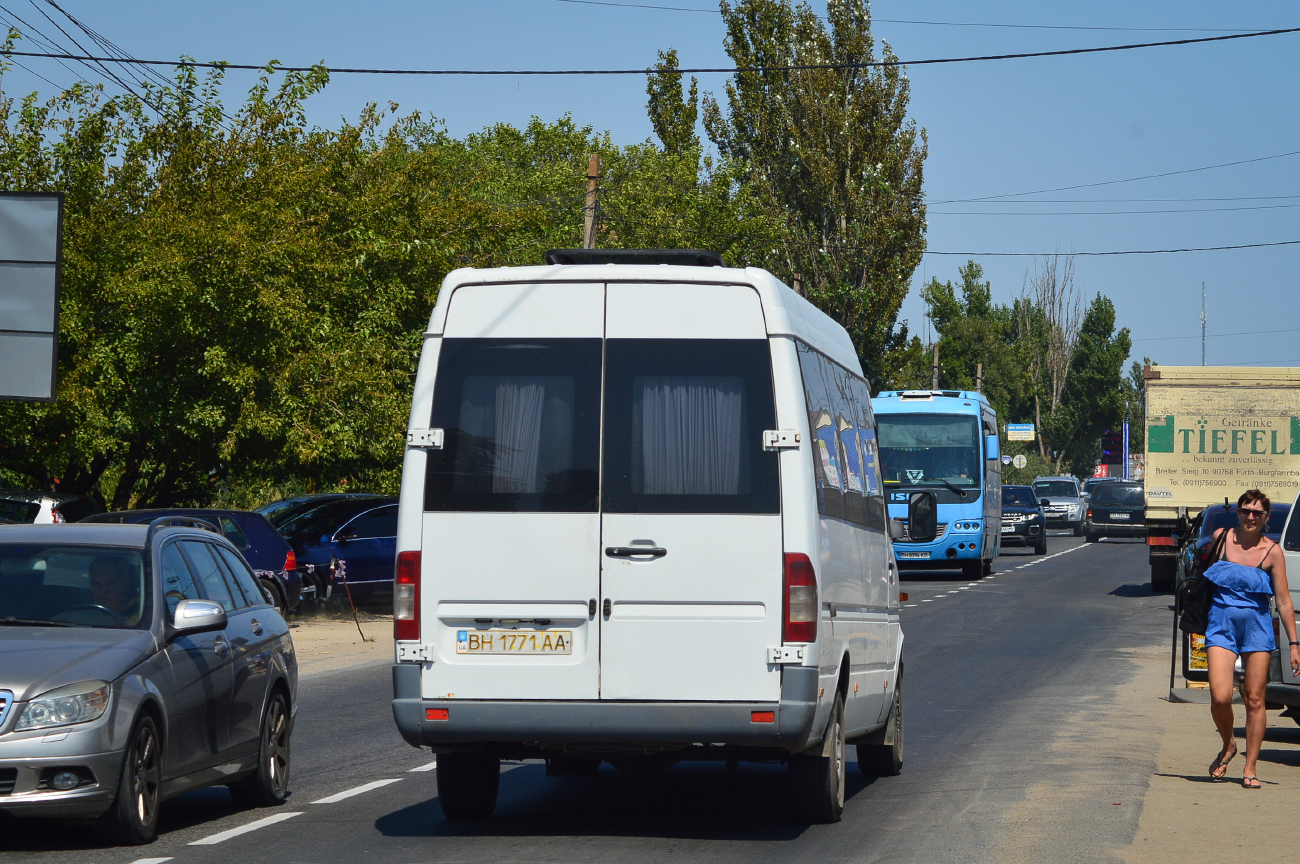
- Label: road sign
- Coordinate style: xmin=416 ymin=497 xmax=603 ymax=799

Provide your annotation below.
xmin=0 ymin=192 xmax=63 ymax=402
xmin=1007 ymin=423 xmax=1035 ymax=442
xmin=1012 ymin=454 xmax=1027 ymax=469
xmin=1001 ymin=454 xmax=1012 ymax=465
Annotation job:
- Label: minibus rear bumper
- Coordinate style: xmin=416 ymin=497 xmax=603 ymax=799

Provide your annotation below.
xmin=391 ymin=663 xmax=819 ymax=753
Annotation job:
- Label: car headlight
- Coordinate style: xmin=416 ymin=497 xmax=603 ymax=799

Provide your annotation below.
xmin=16 ymin=681 xmax=110 ymax=732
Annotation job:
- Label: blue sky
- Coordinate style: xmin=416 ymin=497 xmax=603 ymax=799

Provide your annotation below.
xmin=6 ymin=0 xmax=1299 ymax=369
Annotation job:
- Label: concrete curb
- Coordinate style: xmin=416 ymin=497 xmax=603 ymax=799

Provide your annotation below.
xmin=1168 ymin=688 xmax=1242 ymax=704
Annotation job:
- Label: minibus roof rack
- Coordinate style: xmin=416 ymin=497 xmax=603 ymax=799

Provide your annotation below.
xmin=544 ymin=248 xmax=725 ymax=268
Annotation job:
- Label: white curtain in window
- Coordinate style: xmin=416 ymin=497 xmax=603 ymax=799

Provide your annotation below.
xmin=460 ymin=376 xmax=549 ymax=494
xmin=637 ymin=376 xmax=743 ymax=495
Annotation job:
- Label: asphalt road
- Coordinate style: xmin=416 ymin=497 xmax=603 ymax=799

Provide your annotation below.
xmin=2 ymin=532 xmax=1171 ymax=864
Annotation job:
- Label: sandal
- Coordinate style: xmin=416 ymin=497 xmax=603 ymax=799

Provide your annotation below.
xmin=1242 ymin=775 xmax=1261 ymax=789
xmin=1209 ymin=743 xmax=1238 ymax=779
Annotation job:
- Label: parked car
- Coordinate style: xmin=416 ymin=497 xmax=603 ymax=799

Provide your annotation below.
xmin=1176 ymin=502 xmax=1291 ymax=589
xmin=1032 ymin=476 xmax=1085 ymax=536
xmin=1267 ymin=494 xmax=1300 ymax=716
xmin=1000 ymin=485 xmax=1046 ymax=554
xmin=276 ymin=497 xmax=398 ymax=606
xmin=0 ymin=491 xmax=103 ymax=524
xmin=82 ymin=509 xmax=302 ymax=614
xmin=0 ymin=519 xmax=297 ymax=844
xmin=257 ymin=494 xmax=390 ymax=600
xmin=255 ymin=493 xmax=388 ymax=530
xmin=1084 ymin=480 xmax=1147 ymax=543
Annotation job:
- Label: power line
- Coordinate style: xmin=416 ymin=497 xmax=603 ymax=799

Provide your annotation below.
xmin=924 ymin=239 xmax=1300 ymax=256
xmin=538 ymin=0 xmax=1272 ymax=34
xmin=930 ymin=202 xmax=1300 ymax=215
xmin=1 ymin=25 xmax=1298 ymax=75
xmin=933 ymin=194 xmax=1300 ymax=204
xmin=933 ymin=149 xmax=1300 ymax=204
xmin=1133 ymin=326 xmax=1300 ymax=343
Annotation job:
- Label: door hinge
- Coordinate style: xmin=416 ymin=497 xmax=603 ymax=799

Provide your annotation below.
xmin=406 ymin=428 xmax=444 ymax=449
xmin=767 ymin=646 xmax=806 ymax=664
xmin=763 ymin=429 xmax=801 ymax=450
xmin=397 ymin=643 xmax=433 ymax=662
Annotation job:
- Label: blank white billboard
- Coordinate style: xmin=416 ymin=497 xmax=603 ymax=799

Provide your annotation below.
xmin=0 ymin=192 xmax=61 ymax=402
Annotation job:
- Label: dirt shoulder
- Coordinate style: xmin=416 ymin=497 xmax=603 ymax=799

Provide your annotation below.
xmin=290 ymin=611 xmax=394 ymax=676
xmin=1122 ymin=685 xmax=1300 ymax=859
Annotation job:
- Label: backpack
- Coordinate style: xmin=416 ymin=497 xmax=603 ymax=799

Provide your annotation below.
xmin=1177 ymin=529 xmax=1227 ymax=635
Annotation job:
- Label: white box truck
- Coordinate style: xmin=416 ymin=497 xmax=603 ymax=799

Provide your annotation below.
xmin=390 ymin=249 xmax=925 ymax=823
xmin=1144 ymin=365 xmax=1300 ymax=590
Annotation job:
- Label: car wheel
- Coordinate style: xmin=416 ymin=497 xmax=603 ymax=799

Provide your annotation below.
xmin=1085 ymin=532 xmax=1099 ymax=544
xmin=789 ymin=692 xmax=846 ymax=823
xmin=230 ymin=691 xmax=291 ymax=808
xmin=1073 ymin=521 xmax=1085 ymax=537
xmin=1034 ymin=538 xmax=1048 ymax=555
xmin=436 ymin=751 xmax=500 ymax=820
xmin=859 ymin=669 xmax=903 ymax=776
xmin=258 ymin=578 xmax=287 ymax=615
xmin=98 ymin=714 xmax=162 ymax=846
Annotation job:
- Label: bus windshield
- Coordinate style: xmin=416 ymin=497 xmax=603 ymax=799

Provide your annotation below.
xmin=877 ymin=414 xmax=980 ymax=488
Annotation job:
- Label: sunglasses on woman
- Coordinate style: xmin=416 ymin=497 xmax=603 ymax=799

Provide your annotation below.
xmin=1239 ymin=507 xmax=1267 ymax=519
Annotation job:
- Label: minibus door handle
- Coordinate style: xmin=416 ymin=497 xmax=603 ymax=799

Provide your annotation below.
xmin=605 ymin=546 xmax=667 ymax=560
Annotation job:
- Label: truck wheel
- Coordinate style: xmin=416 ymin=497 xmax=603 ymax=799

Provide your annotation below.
xmin=436 ymin=751 xmax=500 ymax=820
xmin=788 ymin=693 xmax=846 ymax=823
xmin=229 ymin=691 xmax=291 ymax=808
xmin=97 ymin=714 xmax=162 ymax=845
xmin=1151 ymin=560 xmax=1176 ymax=593
xmin=858 ymin=671 xmax=903 ymax=776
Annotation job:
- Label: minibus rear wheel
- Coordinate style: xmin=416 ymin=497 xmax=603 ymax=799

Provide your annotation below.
xmin=436 ymin=751 xmax=500 ymax=820
xmin=788 ymin=693 xmax=845 ymax=823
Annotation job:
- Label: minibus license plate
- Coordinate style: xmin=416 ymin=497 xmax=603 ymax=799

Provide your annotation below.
xmin=457 ymin=629 xmax=573 ymax=655
xmin=1110 ymin=512 xmax=1130 ymax=520
xmin=897 ymin=551 xmax=930 ymax=559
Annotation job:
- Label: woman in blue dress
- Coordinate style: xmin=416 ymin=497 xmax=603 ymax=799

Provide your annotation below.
xmin=1205 ymin=490 xmax=1300 ymax=788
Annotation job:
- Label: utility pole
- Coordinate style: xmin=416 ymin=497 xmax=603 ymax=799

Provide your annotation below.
xmin=582 ymin=153 xmax=600 ymax=249
xmin=931 ymin=343 xmax=940 ymax=390
xmin=976 ymin=362 xmax=983 ymax=393
xmin=1201 ymin=282 xmax=1206 ymax=366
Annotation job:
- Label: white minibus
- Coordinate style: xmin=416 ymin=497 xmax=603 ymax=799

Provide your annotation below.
xmin=391 ymin=249 xmax=930 ymax=823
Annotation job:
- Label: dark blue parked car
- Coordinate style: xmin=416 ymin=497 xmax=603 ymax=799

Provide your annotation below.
xmin=81 ymin=508 xmax=303 ymax=613
xmin=272 ymin=497 xmax=399 ymax=606
xmin=1176 ymin=502 xmax=1291 ymax=589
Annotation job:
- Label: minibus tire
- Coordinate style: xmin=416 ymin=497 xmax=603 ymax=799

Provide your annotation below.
xmin=858 ymin=676 xmax=904 ymax=777
xmin=788 ymin=694 xmax=845 ymax=823
xmin=436 ymin=751 xmax=500 ymax=820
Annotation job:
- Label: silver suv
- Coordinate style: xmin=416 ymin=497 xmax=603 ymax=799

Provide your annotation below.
xmin=1032 ymin=476 xmax=1086 ymax=537
xmin=0 ymin=519 xmax=297 ymax=844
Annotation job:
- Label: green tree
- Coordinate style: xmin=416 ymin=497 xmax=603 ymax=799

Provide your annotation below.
xmin=697 ymin=0 xmax=927 ymax=384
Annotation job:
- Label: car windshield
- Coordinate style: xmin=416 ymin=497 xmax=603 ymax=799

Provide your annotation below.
xmin=278 ymin=499 xmax=391 ymax=545
xmin=1002 ymin=487 xmax=1038 ymax=507
xmin=876 ymin=414 xmax=980 ymax=488
xmin=1205 ymin=507 xmax=1289 ymax=536
xmin=0 ymin=544 xmax=151 ymax=629
xmin=1034 ymin=481 xmax=1078 ymax=498
xmin=1091 ymin=484 xmax=1144 ymax=506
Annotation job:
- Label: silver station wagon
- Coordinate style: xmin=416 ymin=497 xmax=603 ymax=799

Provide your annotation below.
xmin=0 ymin=519 xmax=297 ymax=845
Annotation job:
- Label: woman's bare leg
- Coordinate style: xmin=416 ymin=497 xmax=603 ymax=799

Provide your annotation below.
xmin=1241 ymin=650 xmax=1272 ymax=780
xmin=1207 ymin=645 xmax=1239 ymax=773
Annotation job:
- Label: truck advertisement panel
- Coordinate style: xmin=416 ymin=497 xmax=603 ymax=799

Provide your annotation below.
xmin=1145 ymin=366 xmax=1300 ymax=511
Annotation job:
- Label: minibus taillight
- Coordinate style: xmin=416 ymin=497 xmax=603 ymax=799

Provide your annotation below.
xmin=783 ymin=553 xmax=817 ymax=643
xmin=394 ymin=551 xmax=421 ymax=641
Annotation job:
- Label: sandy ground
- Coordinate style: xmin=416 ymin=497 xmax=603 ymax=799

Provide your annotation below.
xmin=290 ymin=613 xmax=394 ymax=675
xmin=1122 ymin=685 xmax=1300 ymax=859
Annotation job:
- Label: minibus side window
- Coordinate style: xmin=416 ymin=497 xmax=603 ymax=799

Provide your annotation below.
xmin=798 ymin=344 xmax=846 ymax=521
xmin=424 ymin=339 xmax=602 ymax=513
xmin=602 ymin=339 xmax=779 ymax=515
xmin=850 ymin=378 xmax=887 ymax=531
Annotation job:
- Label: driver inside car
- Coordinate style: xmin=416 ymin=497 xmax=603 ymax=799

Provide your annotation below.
xmin=88 ymin=555 xmax=142 ymax=625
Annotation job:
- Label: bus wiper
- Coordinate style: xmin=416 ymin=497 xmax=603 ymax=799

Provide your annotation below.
xmin=0 ymin=616 xmax=76 ymax=627
xmin=938 ymin=479 xmax=969 ymax=499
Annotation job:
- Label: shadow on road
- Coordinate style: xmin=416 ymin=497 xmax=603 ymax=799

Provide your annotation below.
xmin=376 ymin=761 xmax=880 ymax=840
xmin=1108 ymin=583 xmax=1154 ymax=597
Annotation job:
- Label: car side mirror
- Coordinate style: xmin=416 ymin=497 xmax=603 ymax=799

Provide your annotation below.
xmin=985 ymin=435 xmax=999 ymax=461
xmin=171 ymin=599 xmax=227 ymax=639
xmin=907 ymin=491 xmax=939 ymax=543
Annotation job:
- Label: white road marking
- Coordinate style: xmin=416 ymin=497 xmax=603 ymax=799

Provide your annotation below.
xmin=408 ymin=760 xmax=438 ymax=772
xmin=959 ymin=587 xmax=970 ymax=590
xmin=312 ymin=778 xmax=403 ymax=804
xmin=903 ymin=604 xmax=917 ymax=607
xmin=189 ymin=812 xmax=302 ymax=845
xmin=921 ymin=599 xmax=933 ymax=602
xmin=129 ymin=858 xmax=174 ymax=864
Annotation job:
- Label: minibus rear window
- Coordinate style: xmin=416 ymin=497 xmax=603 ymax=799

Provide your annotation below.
xmin=424 ymin=339 xmax=602 ymax=512
xmin=602 ymin=339 xmax=779 ymax=514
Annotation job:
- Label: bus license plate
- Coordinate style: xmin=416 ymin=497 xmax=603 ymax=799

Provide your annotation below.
xmin=457 ymin=629 xmax=573 ymax=655
xmin=897 ymin=551 xmax=930 ymax=559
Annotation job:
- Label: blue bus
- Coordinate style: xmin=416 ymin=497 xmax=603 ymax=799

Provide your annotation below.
xmin=870 ymin=390 xmax=1002 ymax=578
